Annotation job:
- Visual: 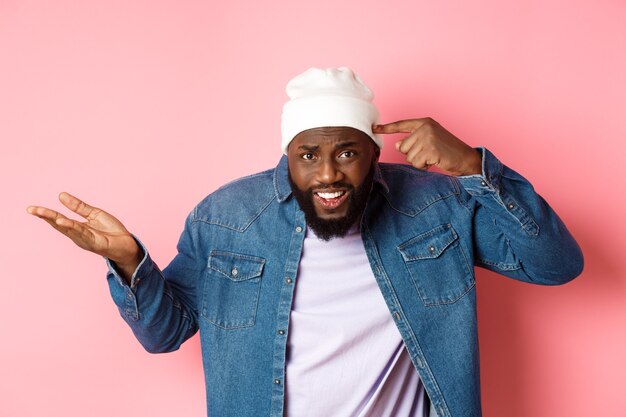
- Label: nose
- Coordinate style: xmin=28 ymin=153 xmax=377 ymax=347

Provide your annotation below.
xmin=315 ymin=158 xmax=344 ymax=185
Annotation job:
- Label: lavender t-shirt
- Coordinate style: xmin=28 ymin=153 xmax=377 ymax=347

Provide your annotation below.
xmin=285 ymin=226 xmax=426 ymax=416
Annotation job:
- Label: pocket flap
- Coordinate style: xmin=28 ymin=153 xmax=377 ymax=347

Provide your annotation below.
xmin=398 ymin=224 xmax=459 ymax=261
xmin=209 ymin=251 xmax=265 ymax=281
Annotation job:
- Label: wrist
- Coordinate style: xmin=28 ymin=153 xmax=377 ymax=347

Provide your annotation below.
xmin=112 ymin=245 xmax=144 ymax=286
xmin=458 ymin=148 xmax=482 ymax=176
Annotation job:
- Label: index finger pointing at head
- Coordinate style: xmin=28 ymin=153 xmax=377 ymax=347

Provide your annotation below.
xmin=372 ymin=119 xmax=425 ymax=134
xmin=58 ymin=192 xmax=98 ymax=219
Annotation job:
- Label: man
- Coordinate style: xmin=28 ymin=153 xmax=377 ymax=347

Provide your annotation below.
xmin=27 ymin=67 xmax=583 ymax=417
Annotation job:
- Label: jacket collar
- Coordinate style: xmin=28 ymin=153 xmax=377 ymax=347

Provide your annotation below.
xmin=273 ymin=155 xmax=390 ymax=203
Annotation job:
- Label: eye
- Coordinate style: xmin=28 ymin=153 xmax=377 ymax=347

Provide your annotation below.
xmin=301 ymin=152 xmax=315 ymax=160
xmin=338 ymin=150 xmax=355 ymax=158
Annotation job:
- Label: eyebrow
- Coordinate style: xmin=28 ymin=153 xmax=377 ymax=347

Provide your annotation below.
xmin=297 ymin=141 xmax=359 ymax=151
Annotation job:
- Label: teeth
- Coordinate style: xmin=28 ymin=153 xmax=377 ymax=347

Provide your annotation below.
xmin=316 ymin=191 xmax=345 ymax=199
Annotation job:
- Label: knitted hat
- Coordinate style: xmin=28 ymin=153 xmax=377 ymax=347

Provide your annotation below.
xmin=281 ymin=67 xmax=382 ymax=154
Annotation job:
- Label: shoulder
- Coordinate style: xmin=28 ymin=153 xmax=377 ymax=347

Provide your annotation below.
xmin=190 ymin=168 xmax=277 ymax=231
xmin=376 ymin=162 xmax=461 ymax=216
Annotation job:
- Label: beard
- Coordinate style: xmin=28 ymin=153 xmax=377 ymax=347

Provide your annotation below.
xmin=288 ymin=164 xmax=375 ymax=241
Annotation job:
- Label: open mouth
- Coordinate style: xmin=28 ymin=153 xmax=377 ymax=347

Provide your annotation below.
xmin=313 ymin=190 xmax=349 ymax=209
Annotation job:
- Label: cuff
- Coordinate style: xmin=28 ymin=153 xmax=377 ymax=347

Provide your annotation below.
xmin=105 ymin=235 xmax=152 ymax=291
xmin=456 ymin=147 xmax=539 ymax=236
xmin=105 ymin=236 xmax=155 ymax=322
xmin=456 ymin=147 xmax=504 ymax=195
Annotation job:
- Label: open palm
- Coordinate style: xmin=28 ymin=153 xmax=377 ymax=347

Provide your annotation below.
xmin=27 ymin=192 xmax=140 ymax=267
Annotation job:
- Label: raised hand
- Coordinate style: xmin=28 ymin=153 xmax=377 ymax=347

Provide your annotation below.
xmin=27 ymin=192 xmax=141 ymax=282
xmin=373 ymin=118 xmax=482 ymax=176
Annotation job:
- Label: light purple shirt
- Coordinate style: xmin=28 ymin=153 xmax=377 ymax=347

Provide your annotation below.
xmin=285 ymin=226 xmax=426 ymax=416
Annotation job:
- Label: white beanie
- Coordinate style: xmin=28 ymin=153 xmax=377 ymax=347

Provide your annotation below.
xmin=281 ymin=67 xmax=383 ymax=154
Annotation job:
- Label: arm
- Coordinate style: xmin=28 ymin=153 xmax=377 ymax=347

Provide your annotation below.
xmin=27 ymin=192 xmax=143 ymax=283
xmin=456 ymin=147 xmax=583 ymax=284
xmin=373 ymin=118 xmax=584 ymax=284
xmin=106 ymin=212 xmax=201 ymax=352
xmin=27 ymin=192 xmax=200 ymax=353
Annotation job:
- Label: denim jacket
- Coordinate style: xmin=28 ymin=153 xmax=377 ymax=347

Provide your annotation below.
xmin=106 ymin=147 xmax=583 ymax=417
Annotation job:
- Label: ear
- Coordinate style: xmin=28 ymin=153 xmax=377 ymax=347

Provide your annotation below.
xmin=373 ymin=145 xmax=381 ymax=162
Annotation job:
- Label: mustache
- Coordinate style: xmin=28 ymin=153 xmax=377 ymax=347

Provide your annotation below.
xmin=308 ymin=182 xmax=354 ymax=193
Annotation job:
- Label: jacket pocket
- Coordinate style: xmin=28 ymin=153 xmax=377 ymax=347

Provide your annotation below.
xmin=398 ymin=224 xmax=474 ymax=306
xmin=201 ymin=250 xmax=265 ymax=329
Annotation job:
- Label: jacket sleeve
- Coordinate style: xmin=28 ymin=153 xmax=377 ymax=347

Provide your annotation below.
xmin=105 ymin=211 xmax=202 ymax=353
xmin=455 ymin=147 xmax=584 ymax=285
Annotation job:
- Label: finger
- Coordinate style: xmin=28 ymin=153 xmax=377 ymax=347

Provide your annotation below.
xmin=28 ymin=205 xmax=86 ymax=233
xmin=27 ymin=205 xmax=71 ymax=223
xmin=406 ymin=144 xmax=423 ymax=165
xmin=28 ymin=203 xmax=103 ymax=251
xmin=31 ymin=207 xmax=97 ymax=247
xmin=62 ymin=221 xmax=97 ymax=248
xmin=406 ymin=152 xmax=435 ymax=170
xmin=407 ymin=146 xmax=438 ymax=170
xmin=373 ymin=119 xmax=427 ymax=134
xmin=41 ymin=216 xmax=72 ymax=233
xmin=396 ymin=131 xmax=420 ymax=154
xmin=33 ymin=209 xmax=76 ymax=236
xmin=28 ymin=206 xmax=79 ymax=231
xmin=59 ymin=192 xmax=99 ymax=220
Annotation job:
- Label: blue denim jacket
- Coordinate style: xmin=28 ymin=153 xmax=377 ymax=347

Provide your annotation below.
xmin=106 ymin=148 xmax=583 ymax=417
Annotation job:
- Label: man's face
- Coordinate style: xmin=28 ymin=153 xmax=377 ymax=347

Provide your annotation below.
xmin=287 ymin=126 xmax=380 ymax=240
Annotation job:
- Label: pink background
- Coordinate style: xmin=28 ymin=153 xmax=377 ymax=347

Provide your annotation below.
xmin=2 ymin=0 xmax=625 ymax=416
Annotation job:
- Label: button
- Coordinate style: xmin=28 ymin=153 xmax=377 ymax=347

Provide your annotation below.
xmin=274 ymin=379 xmax=281 ymax=385
xmin=277 ymin=330 xmax=285 ymax=335
xmin=394 ymin=312 xmax=401 ymax=321
xmin=231 ymin=267 xmax=238 ymax=277
xmin=285 ymin=277 xmax=293 ymax=284
xmin=295 ymin=226 xmax=303 ymax=233
xmin=480 ymin=180 xmax=487 ymax=186
xmin=428 ymin=246 xmax=435 ymax=252
xmin=507 ymin=203 xmax=515 ymax=209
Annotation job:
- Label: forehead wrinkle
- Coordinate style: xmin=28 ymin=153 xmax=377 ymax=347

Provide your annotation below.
xmin=299 ymin=126 xmax=365 ymax=139
xmin=297 ymin=144 xmax=320 ymax=151
xmin=290 ymin=126 xmax=374 ymax=154
xmin=297 ymin=139 xmax=362 ymax=154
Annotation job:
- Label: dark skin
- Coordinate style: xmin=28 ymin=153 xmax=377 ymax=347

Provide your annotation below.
xmin=288 ymin=119 xmax=482 ymax=220
xmin=372 ymin=117 xmax=482 ymax=176
xmin=287 ymin=127 xmax=380 ymax=220
xmin=27 ymin=118 xmax=480 ymax=284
